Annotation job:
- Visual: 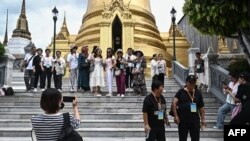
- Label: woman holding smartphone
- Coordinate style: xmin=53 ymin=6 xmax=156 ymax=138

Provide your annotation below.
xmin=31 ymin=88 xmax=80 ymax=141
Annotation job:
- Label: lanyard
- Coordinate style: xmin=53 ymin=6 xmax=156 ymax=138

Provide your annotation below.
xmin=152 ymin=93 xmax=161 ymax=110
xmin=185 ymin=88 xmax=195 ymax=103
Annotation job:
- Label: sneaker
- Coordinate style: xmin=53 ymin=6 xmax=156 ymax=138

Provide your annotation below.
xmin=41 ymin=89 xmax=45 ymax=92
xmin=121 ymin=94 xmax=125 ymax=97
xmin=126 ymin=88 xmax=129 ymax=92
xmin=33 ymin=88 xmax=37 ymax=92
xmin=117 ymin=94 xmax=121 ymax=97
xmin=70 ymin=88 xmax=74 ymax=92
xmin=96 ymin=94 xmax=102 ymax=97
xmin=106 ymin=93 xmax=112 ymax=97
xmin=213 ymin=126 xmax=222 ymax=130
xmin=57 ymin=89 xmax=62 ymax=92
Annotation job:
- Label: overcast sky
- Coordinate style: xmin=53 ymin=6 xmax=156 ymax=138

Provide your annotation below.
xmin=0 ymin=0 xmax=185 ymax=49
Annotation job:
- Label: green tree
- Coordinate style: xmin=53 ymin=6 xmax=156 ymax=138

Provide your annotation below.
xmin=0 ymin=42 xmax=5 ymax=57
xmin=183 ymin=0 xmax=250 ymax=64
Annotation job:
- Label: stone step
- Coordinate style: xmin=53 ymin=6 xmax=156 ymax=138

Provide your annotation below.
xmin=0 ymin=137 xmax=224 ymax=141
xmin=0 ymin=127 xmax=223 ymax=138
xmin=0 ymin=119 xmax=229 ymax=128
xmin=0 ymin=99 xmax=219 ymax=107
xmin=0 ymin=106 xmax=221 ymax=113
xmin=0 ymin=112 xmax=228 ymax=120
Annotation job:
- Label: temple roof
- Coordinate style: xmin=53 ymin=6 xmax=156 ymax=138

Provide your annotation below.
xmin=12 ymin=0 xmax=31 ymax=40
xmin=56 ymin=12 xmax=70 ymax=40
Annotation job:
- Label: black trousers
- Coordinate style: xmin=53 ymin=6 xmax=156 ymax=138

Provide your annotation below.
xmin=230 ymin=109 xmax=250 ymax=125
xmin=152 ymin=75 xmax=159 ymax=84
xmin=53 ymin=73 xmax=63 ymax=90
xmin=158 ymin=73 xmax=165 ymax=86
xmin=178 ymin=121 xmax=200 ymax=141
xmin=146 ymin=129 xmax=166 ymax=141
xmin=40 ymin=67 xmax=52 ymax=89
xmin=34 ymin=70 xmax=43 ymax=89
xmin=125 ymin=67 xmax=133 ymax=88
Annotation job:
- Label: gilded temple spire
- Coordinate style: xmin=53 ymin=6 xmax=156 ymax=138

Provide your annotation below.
xmin=3 ymin=9 xmax=8 ymax=46
xmin=12 ymin=0 xmax=31 ymax=40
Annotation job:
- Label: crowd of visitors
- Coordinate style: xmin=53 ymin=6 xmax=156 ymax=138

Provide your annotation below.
xmin=22 ymin=45 xmax=167 ymax=97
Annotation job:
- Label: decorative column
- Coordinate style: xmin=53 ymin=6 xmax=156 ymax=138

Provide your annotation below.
xmin=123 ymin=21 xmax=134 ymax=52
xmin=203 ymin=47 xmax=219 ymax=92
xmin=0 ymin=50 xmax=15 ymax=87
xmin=100 ymin=21 xmax=111 ymax=52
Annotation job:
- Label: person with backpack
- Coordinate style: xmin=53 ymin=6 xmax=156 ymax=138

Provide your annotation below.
xmin=31 ymin=88 xmax=81 ymax=141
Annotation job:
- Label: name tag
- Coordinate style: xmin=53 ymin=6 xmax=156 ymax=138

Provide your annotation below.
xmin=197 ymin=64 xmax=201 ymax=69
xmin=158 ymin=111 xmax=164 ymax=120
xmin=190 ymin=103 xmax=197 ymax=113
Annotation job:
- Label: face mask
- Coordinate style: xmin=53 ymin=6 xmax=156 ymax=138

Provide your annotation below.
xmin=60 ymin=102 xmax=65 ymax=110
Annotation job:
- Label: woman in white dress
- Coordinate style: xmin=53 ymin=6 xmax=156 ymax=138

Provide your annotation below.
xmin=89 ymin=48 xmax=105 ymax=96
xmin=105 ymin=48 xmax=116 ymax=96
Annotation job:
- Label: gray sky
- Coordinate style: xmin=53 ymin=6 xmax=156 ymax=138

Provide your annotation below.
xmin=0 ymin=0 xmax=185 ymax=49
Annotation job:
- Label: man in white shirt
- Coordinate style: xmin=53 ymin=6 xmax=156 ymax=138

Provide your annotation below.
xmin=213 ymin=72 xmax=240 ymax=129
xmin=67 ymin=45 xmax=79 ymax=92
xmin=124 ymin=48 xmax=136 ymax=91
xmin=23 ymin=47 xmax=37 ymax=91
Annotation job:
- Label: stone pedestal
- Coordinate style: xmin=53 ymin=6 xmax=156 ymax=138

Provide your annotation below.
xmin=0 ymin=52 xmax=15 ymax=87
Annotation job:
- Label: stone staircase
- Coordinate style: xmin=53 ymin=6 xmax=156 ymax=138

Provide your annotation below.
xmin=0 ymin=71 xmax=226 ymax=141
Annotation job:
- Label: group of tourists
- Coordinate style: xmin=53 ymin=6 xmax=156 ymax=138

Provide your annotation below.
xmin=23 ymin=45 xmax=167 ymax=97
xmin=23 ymin=47 xmax=65 ymax=92
xmin=213 ymin=71 xmax=250 ymax=129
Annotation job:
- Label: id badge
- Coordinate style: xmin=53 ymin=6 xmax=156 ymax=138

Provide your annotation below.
xmin=197 ymin=64 xmax=201 ymax=69
xmin=158 ymin=111 xmax=164 ymax=120
xmin=190 ymin=103 xmax=197 ymax=113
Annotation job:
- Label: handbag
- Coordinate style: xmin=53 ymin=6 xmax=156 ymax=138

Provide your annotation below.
xmin=115 ymin=69 xmax=121 ymax=76
xmin=58 ymin=113 xmax=83 ymax=141
xmin=231 ymin=104 xmax=242 ymax=119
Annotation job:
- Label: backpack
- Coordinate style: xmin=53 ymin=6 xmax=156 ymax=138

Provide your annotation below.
xmin=2 ymin=87 xmax=14 ymax=96
xmin=58 ymin=113 xmax=83 ymax=141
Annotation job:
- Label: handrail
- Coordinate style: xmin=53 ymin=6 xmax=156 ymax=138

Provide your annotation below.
xmin=172 ymin=61 xmax=189 ymax=87
xmin=209 ymin=64 xmax=229 ymax=103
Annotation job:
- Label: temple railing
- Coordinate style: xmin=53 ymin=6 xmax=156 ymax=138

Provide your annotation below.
xmin=209 ymin=64 xmax=229 ymax=103
xmin=172 ymin=61 xmax=189 ymax=87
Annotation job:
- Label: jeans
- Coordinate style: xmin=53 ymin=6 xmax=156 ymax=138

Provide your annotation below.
xmin=215 ymin=103 xmax=235 ymax=129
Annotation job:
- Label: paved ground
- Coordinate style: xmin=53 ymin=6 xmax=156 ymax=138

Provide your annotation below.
xmin=0 ymin=137 xmax=224 ymax=141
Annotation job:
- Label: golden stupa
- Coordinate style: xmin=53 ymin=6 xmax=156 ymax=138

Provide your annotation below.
xmin=48 ymin=0 xmax=191 ymax=77
xmin=75 ymin=0 xmax=172 ymax=61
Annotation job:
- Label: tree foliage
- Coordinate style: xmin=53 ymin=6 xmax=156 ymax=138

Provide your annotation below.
xmin=228 ymin=59 xmax=250 ymax=74
xmin=183 ymin=0 xmax=249 ymax=37
xmin=0 ymin=42 xmax=5 ymax=57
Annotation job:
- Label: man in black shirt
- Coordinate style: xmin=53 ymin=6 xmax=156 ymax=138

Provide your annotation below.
xmin=172 ymin=75 xmax=206 ymax=141
xmin=143 ymin=81 xmax=170 ymax=141
xmin=194 ymin=52 xmax=205 ymax=89
xmin=33 ymin=48 xmax=43 ymax=92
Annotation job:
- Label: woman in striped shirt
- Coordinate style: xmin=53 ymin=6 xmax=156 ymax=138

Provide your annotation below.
xmin=31 ymin=88 xmax=81 ymax=141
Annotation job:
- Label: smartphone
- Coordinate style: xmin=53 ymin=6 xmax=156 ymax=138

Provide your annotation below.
xmin=63 ymin=96 xmax=75 ymax=102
